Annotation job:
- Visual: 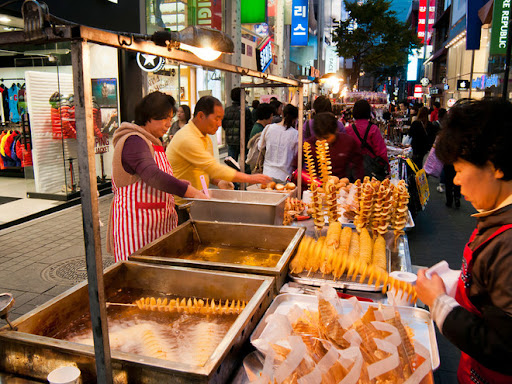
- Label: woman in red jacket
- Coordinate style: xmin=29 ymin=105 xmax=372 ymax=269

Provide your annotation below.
xmin=416 ymin=98 xmax=512 ymax=383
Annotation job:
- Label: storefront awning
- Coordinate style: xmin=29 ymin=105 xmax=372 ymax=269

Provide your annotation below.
xmin=433 ymin=5 xmax=451 ymax=28
xmin=430 ymin=47 xmax=448 ymax=62
xmin=478 ymin=0 xmax=493 ymax=25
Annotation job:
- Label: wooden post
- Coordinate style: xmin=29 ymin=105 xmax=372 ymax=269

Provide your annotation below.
xmin=71 ymin=40 xmax=113 ymax=384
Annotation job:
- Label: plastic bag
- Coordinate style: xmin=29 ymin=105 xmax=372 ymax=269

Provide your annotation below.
xmin=423 ymin=146 xmax=443 ymax=178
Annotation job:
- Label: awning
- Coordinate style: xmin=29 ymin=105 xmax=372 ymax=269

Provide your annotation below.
xmin=431 ymin=47 xmax=447 ymax=61
xmin=433 ymin=5 xmax=451 ymax=28
xmin=479 ymin=0 xmax=493 ymax=24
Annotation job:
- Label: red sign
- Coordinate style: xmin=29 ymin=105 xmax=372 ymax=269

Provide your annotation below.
xmin=417 ymin=0 xmax=427 ymax=43
xmin=197 ymin=0 xmax=222 ymax=31
xmin=414 ymin=84 xmax=423 ymax=98
xmin=418 ymin=0 xmax=435 ymax=44
xmin=267 ymin=0 xmax=276 ymax=17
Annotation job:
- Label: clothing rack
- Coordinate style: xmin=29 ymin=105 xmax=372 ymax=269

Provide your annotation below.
xmin=0 ymin=78 xmax=25 ymax=82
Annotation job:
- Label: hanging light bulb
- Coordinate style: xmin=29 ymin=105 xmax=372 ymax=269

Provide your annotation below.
xmin=179 ymin=43 xmax=222 ymax=61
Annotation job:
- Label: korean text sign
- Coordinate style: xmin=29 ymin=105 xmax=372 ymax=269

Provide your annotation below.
xmin=291 ymin=0 xmax=308 ymax=46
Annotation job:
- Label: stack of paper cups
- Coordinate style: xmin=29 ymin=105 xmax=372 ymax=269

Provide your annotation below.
xmin=302 ymin=190 xmax=312 ymax=205
xmin=47 ymin=366 xmax=81 ymax=384
xmin=387 ymin=271 xmax=417 ymax=307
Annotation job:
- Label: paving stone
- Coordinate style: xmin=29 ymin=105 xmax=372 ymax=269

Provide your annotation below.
xmin=11 ymin=292 xmax=39 ymax=308
xmin=27 ymin=294 xmax=57 ymax=307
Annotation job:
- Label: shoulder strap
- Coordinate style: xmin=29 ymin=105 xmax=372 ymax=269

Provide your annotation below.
xmin=352 ymin=123 xmax=377 ymax=157
xmin=472 ymin=224 xmax=512 ymax=252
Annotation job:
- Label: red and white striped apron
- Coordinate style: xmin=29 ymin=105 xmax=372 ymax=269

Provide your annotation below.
xmin=112 ymin=144 xmax=178 ymax=262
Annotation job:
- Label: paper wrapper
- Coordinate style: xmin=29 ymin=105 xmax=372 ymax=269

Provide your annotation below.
xmin=248 ymin=285 xmax=432 ymax=383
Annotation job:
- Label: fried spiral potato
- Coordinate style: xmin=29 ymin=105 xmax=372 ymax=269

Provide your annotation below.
xmin=392 ymin=179 xmax=410 ymax=243
xmin=324 ymin=180 xmax=340 ymax=223
xmin=315 ymin=139 xmax=332 ymax=185
xmin=325 ymin=221 xmax=341 ymax=248
xmin=310 ymin=182 xmax=325 ymax=231
xmin=134 ymin=297 xmax=246 ymax=315
xmin=290 ymin=234 xmax=416 ymax=301
xmin=303 ymin=141 xmax=317 ymax=181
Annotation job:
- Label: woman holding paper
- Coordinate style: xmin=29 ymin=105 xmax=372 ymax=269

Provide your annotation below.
xmin=415 ymin=99 xmax=512 ymax=383
xmin=107 ymin=91 xmax=207 ymax=262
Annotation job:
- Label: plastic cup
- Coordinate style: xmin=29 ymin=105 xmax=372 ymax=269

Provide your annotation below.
xmin=387 ymin=271 xmax=417 ymax=307
xmin=47 ymin=366 xmax=81 ymax=384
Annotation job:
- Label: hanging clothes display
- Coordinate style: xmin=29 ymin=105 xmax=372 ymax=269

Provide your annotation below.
xmin=0 ymin=84 xmax=8 ymax=123
xmin=8 ymin=84 xmax=20 ymax=123
xmin=18 ymin=84 xmax=27 ymax=116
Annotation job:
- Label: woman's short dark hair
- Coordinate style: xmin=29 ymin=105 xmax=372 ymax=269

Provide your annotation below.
xmin=313 ymin=96 xmax=333 ymax=113
xmin=282 ymin=104 xmax=298 ymax=129
xmin=436 ymin=98 xmax=512 ymax=180
xmin=179 ymin=104 xmax=191 ymax=122
xmin=193 ymin=96 xmax=223 ymax=117
xmin=252 ymin=100 xmax=260 ymax=109
xmin=134 ymin=91 xmax=176 ymax=126
xmin=352 ymin=99 xmax=372 ymax=119
xmin=269 ymin=99 xmax=282 ymax=113
xmin=231 ymin=87 xmax=242 ymax=103
xmin=313 ymin=112 xmax=337 ymax=138
xmin=256 ymin=103 xmax=275 ymax=120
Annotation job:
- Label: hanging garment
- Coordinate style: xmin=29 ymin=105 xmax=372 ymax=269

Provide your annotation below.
xmin=17 ymin=86 xmax=27 ymax=116
xmin=0 ymin=85 xmax=9 ymax=123
xmin=455 ymin=224 xmax=512 ymax=384
xmin=8 ymin=84 xmax=20 ymax=123
xmin=111 ymin=144 xmax=178 ymax=262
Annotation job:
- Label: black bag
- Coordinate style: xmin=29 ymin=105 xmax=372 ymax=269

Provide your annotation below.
xmin=352 ymin=123 xmax=389 ymax=181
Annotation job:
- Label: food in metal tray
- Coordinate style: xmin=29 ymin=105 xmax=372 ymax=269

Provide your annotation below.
xmin=250 ymin=287 xmax=432 ymax=383
xmin=290 ymin=234 xmax=416 ymax=302
xmin=283 ymin=197 xmax=308 ymax=225
xmin=310 ymin=182 xmax=325 ymax=231
xmin=135 ymin=296 xmax=246 ymax=315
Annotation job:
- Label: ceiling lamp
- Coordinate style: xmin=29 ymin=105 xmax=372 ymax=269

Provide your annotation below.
xmin=151 ymin=26 xmax=234 ymax=62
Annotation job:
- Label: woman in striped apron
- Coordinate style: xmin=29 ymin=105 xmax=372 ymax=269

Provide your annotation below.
xmin=107 ymin=92 xmax=206 ymax=262
xmin=416 ymin=98 xmax=512 ymax=383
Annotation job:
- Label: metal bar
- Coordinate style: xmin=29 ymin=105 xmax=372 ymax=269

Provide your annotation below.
xmin=240 ymin=91 xmax=246 ymax=190
xmin=503 ymin=17 xmax=512 ymax=100
xmin=240 ymin=83 xmax=297 ymax=88
xmin=71 ymin=40 xmax=113 ymax=384
xmin=297 ymin=85 xmax=304 ymax=197
xmin=469 ymin=50 xmax=475 ymax=99
xmin=78 ymin=26 xmax=300 ymax=86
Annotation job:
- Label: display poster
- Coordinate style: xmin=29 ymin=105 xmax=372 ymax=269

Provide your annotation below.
xmin=241 ymin=0 xmax=266 ymax=23
xmin=291 ymin=0 xmax=308 ymax=46
xmin=92 ymin=78 xmax=119 ymax=141
xmin=196 ymin=0 xmax=222 ymax=31
xmin=490 ymin=0 xmax=510 ymax=55
xmin=92 ymin=78 xmax=117 ymax=108
xmin=256 ymin=38 xmax=273 ymax=72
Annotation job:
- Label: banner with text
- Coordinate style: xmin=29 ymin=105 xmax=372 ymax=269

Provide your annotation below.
xmin=291 ymin=0 xmax=309 ymax=46
xmin=490 ymin=0 xmax=510 ymax=55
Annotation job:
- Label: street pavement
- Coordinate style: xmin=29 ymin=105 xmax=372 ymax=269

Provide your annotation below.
xmin=0 ymin=178 xmax=475 ymax=383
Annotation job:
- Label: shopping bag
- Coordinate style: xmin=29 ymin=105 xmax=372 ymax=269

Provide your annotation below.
xmin=406 ymin=158 xmax=429 ymax=209
xmin=423 ymin=146 xmax=443 ymax=178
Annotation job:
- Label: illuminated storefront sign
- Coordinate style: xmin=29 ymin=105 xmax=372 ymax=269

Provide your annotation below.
xmin=472 ymin=74 xmax=499 ymax=89
xmin=256 ymin=38 xmax=273 ymax=72
xmin=457 ymin=79 xmax=470 ymax=91
xmin=414 ymin=84 xmax=423 ymax=98
xmin=291 ymin=0 xmax=308 ymax=46
xmin=197 ymin=0 xmax=222 ymax=31
xmin=418 ymin=0 xmax=435 ymax=44
xmin=136 ymin=53 xmax=165 ymax=72
xmin=490 ymin=0 xmax=511 ymax=55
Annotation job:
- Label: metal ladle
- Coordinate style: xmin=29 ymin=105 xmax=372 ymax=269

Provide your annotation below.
xmin=0 ymin=293 xmax=17 ymax=330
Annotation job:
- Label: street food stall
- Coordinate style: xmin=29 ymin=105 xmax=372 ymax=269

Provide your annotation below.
xmin=0 ymin=2 xmax=438 ymax=383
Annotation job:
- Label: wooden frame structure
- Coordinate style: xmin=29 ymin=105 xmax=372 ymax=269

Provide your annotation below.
xmin=0 ymin=24 xmax=304 ymax=383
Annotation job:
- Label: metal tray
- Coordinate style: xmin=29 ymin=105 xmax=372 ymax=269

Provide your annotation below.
xmin=251 ymin=293 xmax=440 ymax=370
xmin=289 ymin=231 xmax=411 ymax=292
xmin=0 ymin=261 xmax=275 ymax=383
xmin=184 ymin=189 xmax=288 ymax=225
xmin=130 ymin=221 xmax=304 ymax=295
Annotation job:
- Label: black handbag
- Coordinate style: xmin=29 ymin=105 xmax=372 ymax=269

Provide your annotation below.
xmin=352 ymin=123 xmax=389 ymax=181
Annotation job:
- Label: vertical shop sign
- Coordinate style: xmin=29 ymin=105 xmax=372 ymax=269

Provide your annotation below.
xmin=291 ymin=0 xmax=308 ymax=46
xmin=490 ymin=0 xmax=510 ymax=55
xmin=427 ymin=0 xmax=436 ymax=44
xmin=325 ymin=46 xmax=338 ymax=73
xmin=197 ymin=0 xmax=222 ymax=31
xmin=418 ymin=0 xmax=427 ymax=44
xmin=256 ymin=37 xmax=273 ymax=72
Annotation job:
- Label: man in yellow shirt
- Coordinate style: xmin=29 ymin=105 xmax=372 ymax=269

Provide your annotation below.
xmin=167 ymin=96 xmax=272 ymax=213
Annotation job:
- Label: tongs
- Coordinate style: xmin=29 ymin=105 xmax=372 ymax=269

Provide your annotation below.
xmin=178 ymin=201 xmax=201 ymax=243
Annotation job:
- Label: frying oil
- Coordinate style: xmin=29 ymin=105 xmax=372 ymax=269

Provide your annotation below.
xmin=51 ymin=288 xmax=237 ymax=366
xmin=179 ymin=244 xmax=282 ymax=267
